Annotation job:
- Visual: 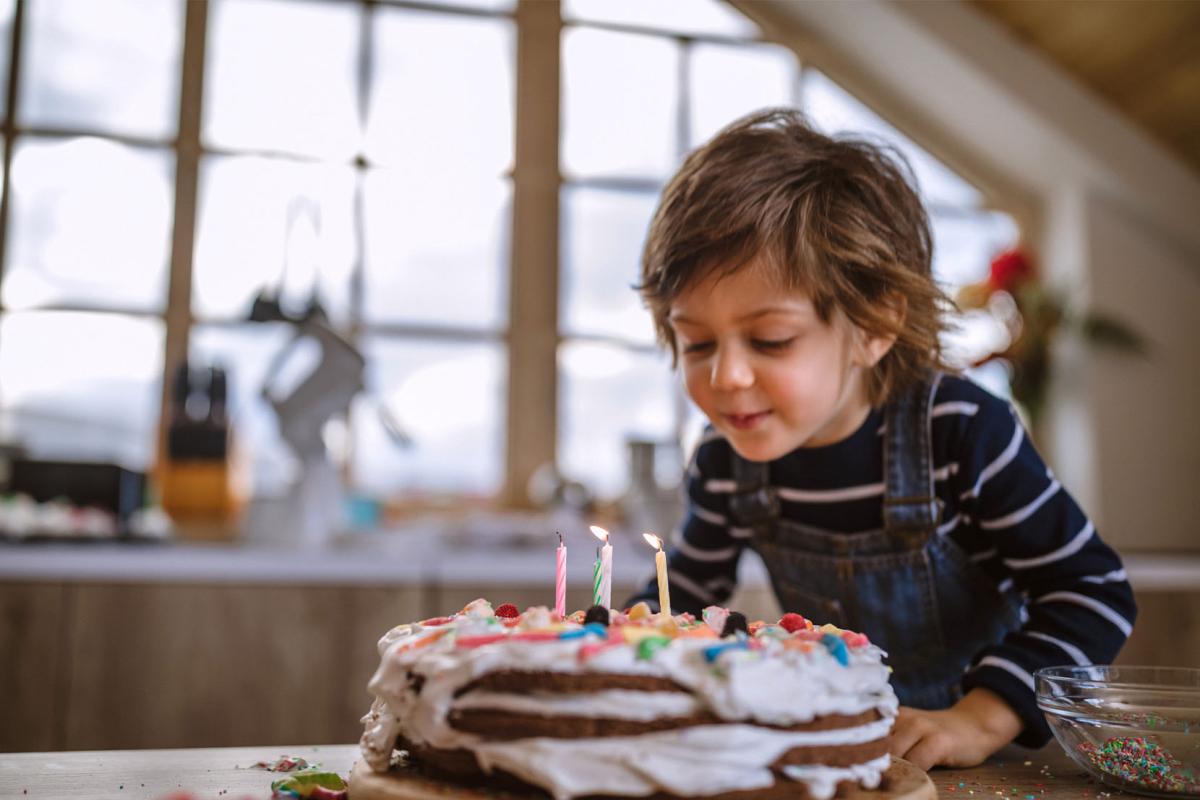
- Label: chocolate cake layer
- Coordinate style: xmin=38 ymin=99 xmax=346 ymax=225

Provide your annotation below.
xmin=446 ymin=708 xmax=882 ymax=740
xmin=456 ymin=670 xmax=687 ymax=697
xmin=395 ymin=736 xmax=873 ymax=800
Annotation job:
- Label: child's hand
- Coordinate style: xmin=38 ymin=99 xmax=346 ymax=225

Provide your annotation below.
xmin=889 ymin=687 xmax=1023 ymax=770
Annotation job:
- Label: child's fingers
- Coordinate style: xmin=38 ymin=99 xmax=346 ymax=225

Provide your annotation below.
xmin=904 ymin=734 xmax=950 ymax=772
xmin=887 ymin=709 xmax=929 ymax=762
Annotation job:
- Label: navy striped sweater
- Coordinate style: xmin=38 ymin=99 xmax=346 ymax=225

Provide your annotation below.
xmin=629 ymin=373 xmax=1136 ymax=747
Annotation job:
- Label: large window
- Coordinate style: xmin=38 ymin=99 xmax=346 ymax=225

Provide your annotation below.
xmin=0 ymin=0 xmax=1015 ymax=518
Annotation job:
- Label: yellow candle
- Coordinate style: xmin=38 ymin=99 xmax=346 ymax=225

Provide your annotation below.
xmin=643 ymin=532 xmax=670 ymax=616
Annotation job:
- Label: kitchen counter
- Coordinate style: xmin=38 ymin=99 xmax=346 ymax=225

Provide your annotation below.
xmin=0 ymin=742 xmax=1119 ymax=799
xmin=2 ymin=535 xmax=1198 ymax=589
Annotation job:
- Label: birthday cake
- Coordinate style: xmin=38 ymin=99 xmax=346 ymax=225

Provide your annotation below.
xmin=357 ymin=599 xmax=898 ymax=800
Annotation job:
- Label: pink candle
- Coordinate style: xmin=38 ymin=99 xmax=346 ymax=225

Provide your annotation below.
xmin=555 ymin=531 xmax=566 ymax=618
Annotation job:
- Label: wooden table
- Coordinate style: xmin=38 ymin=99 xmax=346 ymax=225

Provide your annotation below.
xmin=0 ymin=743 xmax=1120 ymax=799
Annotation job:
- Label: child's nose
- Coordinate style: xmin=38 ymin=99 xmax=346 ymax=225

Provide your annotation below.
xmin=711 ymin=346 xmax=754 ymax=391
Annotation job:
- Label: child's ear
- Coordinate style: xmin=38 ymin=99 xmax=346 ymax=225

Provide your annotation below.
xmin=856 ymin=294 xmax=906 ymax=367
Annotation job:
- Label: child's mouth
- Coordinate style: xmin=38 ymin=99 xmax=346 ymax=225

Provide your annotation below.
xmin=724 ymin=411 xmax=771 ymax=430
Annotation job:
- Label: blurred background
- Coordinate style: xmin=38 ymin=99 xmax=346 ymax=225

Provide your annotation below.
xmin=0 ymin=0 xmax=1197 ymax=752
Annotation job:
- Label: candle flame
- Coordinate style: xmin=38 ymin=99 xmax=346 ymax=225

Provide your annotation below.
xmin=590 ymin=525 xmax=610 ymax=543
xmin=642 ymin=532 xmax=663 ymax=551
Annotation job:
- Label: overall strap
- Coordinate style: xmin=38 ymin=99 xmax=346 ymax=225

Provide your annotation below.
xmin=727 ymin=453 xmax=779 ymax=530
xmin=882 ymin=372 xmax=943 ymax=548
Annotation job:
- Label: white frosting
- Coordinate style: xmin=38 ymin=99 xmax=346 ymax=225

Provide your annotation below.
xmin=781 ymin=753 xmax=893 ymax=800
xmin=360 ymin=612 xmax=898 ymax=800
xmin=453 ymin=689 xmax=702 ymax=720
xmin=471 ymin=721 xmax=894 ymax=800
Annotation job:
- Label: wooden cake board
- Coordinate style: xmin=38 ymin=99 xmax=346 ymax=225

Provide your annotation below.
xmin=348 ymin=756 xmax=936 ymax=800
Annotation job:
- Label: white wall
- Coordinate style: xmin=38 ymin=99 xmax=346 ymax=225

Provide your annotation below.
xmin=733 ymin=0 xmax=1200 ymax=551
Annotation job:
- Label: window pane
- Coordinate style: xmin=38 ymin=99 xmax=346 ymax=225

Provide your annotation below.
xmin=558 ymin=341 xmax=676 ymax=500
xmin=367 ymin=9 xmax=513 ymax=177
xmin=192 ymin=155 xmax=357 ymax=324
xmin=189 ymin=323 xmax=300 ymax=497
xmin=562 ymin=28 xmax=679 ymax=179
xmin=0 ymin=311 xmax=163 ymax=469
xmin=564 ymin=0 xmax=758 ymax=38
xmin=3 ymin=138 xmax=173 ymax=312
xmin=689 ymin=42 xmax=797 ymax=148
xmin=931 ymin=210 xmax=1019 ymax=291
xmin=0 ymin=0 xmax=15 ymax=115
xmin=352 ymin=338 xmax=505 ymax=498
xmin=561 ymin=186 xmax=657 ymax=344
xmin=803 ymin=70 xmax=983 ymax=209
xmin=18 ymin=0 xmax=182 ymax=138
xmin=205 ymin=0 xmax=360 ymax=159
xmin=933 ymin=211 xmax=1019 ymax=370
xmin=363 ymin=170 xmax=509 ymax=330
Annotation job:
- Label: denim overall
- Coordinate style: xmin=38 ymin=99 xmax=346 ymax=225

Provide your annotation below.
xmin=727 ymin=374 xmax=1023 ymax=709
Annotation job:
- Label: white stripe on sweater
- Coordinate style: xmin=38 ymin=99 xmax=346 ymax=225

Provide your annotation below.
xmin=1079 ymin=569 xmax=1127 ymax=585
xmin=1024 ymin=631 xmax=1090 ymax=665
xmin=1036 ymin=591 xmax=1133 ymax=637
xmin=1004 ymin=522 xmax=1094 ymax=569
xmin=936 ymin=514 xmax=962 ymax=536
xmin=676 ymin=538 xmax=739 ymax=563
xmin=777 ymin=482 xmax=885 ymax=503
xmin=962 ymin=422 xmax=1023 ymax=500
xmin=667 ymin=569 xmax=717 ymax=605
xmin=690 ymin=504 xmax=727 ymax=526
xmin=932 ymin=401 xmax=979 ymax=418
xmin=980 ymin=479 xmax=1061 ymax=530
xmin=972 ymin=655 xmax=1035 ymax=691
xmin=933 ymin=463 xmax=959 ymax=482
xmin=969 ymin=548 xmax=998 ymax=563
xmin=705 ymin=479 xmax=738 ymax=493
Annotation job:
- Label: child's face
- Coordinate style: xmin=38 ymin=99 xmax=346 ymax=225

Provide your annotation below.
xmin=668 ymin=260 xmax=890 ymax=462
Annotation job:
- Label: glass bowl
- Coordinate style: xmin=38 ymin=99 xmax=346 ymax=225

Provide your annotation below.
xmin=1036 ymin=666 xmax=1200 ymax=798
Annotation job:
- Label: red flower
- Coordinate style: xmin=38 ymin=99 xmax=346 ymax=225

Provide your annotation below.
xmin=988 ymin=249 xmax=1035 ymax=293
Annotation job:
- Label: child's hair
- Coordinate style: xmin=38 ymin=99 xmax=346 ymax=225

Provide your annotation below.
xmin=639 ymin=108 xmax=951 ymax=406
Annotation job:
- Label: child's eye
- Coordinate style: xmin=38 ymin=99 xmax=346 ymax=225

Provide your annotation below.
xmin=681 ymin=341 xmax=714 ymax=355
xmin=752 ymin=337 xmax=795 ymax=352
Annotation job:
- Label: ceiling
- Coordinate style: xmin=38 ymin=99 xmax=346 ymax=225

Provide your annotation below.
xmin=968 ymin=0 xmax=1200 ymax=176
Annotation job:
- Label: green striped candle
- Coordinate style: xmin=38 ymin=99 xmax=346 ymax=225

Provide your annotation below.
xmin=592 ymin=548 xmax=603 ymax=607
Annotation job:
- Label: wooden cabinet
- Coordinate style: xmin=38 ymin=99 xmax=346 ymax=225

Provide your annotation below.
xmin=2 ymin=582 xmax=423 ymax=751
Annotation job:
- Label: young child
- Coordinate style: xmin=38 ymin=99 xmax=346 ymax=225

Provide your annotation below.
xmin=627 ymin=109 xmax=1136 ymax=769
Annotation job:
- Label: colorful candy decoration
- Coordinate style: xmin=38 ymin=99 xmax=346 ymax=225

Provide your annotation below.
xmin=1078 ymin=737 xmax=1200 ymax=794
xmin=584 ymin=605 xmax=610 ymax=627
xmin=494 ymin=603 xmax=520 ymax=619
xmin=702 ymin=606 xmax=729 ymax=634
xmin=399 ymin=600 xmax=874 ymax=673
xmin=778 ymin=613 xmax=809 ymax=633
xmin=720 ymin=611 xmax=749 ymax=638
xmin=820 ymin=632 xmax=849 ymax=666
